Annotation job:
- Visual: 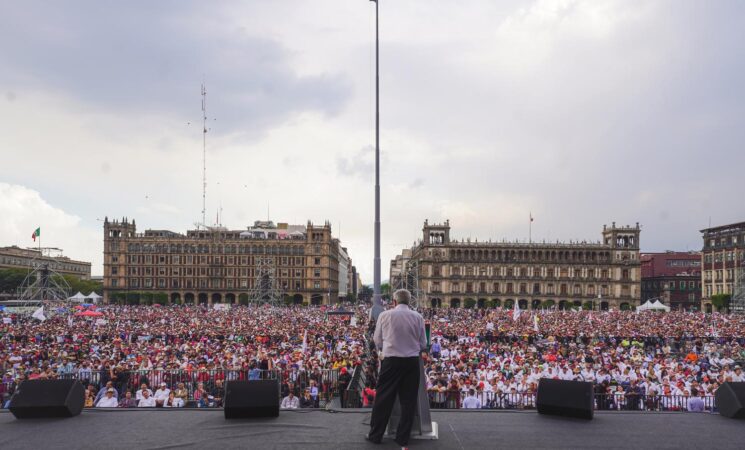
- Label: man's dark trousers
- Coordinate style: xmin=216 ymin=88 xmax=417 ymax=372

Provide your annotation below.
xmin=368 ymin=356 xmax=420 ymax=444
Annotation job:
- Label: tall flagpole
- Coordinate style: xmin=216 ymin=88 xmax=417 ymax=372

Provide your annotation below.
xmin=370 ymin=0 xmax=384 ymax=321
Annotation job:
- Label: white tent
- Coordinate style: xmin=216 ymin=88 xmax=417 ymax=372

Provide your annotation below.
xmin=86 ymin=292 xmax=102 ymax=303
xmin=636 ymin=299 xmax=670 ymax=312
xmin=68 ymin=292 xmax=87 ymax=302
xmin=650 ymin=300 xmax=671 ymax=312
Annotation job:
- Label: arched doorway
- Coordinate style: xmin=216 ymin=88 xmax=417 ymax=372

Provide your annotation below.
xmin=293 ymin=294 xmax=304 ymax=305
xmin=198 ymin=293 xmax=208 ymax=305
xmin=225 ymin=293 xmax=236 ymax=304
xmin=477 ymin=298 xmax=487 ymax=308
xmin=518 ymin=299 xmax=528 ymax=310
xmin=600 ymin=301 xmax=609 ymax=311
xmin=430 ymin=298 xmax=442 ymax=308
xmin=212 ymin=293 xmax=222 ymax=304
xmin=311 ymin=294 xmax=323 ymax=306
xmin=705 ymin=303 xmax=712 ymax=313
xmin=558 ymin=300 xmax=568 ymax=310
xmin=504 ymin=299 xmax=514 ymax=309
xmin=239 ymin=293 xmax=249 ymax=305
xmin=531 ymin=299 xmax=541 ymax=310
xmin=170 ymin=293 xmax=181 ymax=304
xmin=450 ymin=298 xmax=461 ymax=308
xmin=185 ymin=292 xmax=195 ymax=304
xmin=620 ymin=302 xmax=630 ymax=311
xmin=573 ymin=300 xmax=582 ymax=309
xmin=492 ymin=299 xmax=501 ymax=308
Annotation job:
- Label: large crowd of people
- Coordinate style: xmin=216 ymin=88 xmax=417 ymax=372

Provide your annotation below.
xmin=421 ymin=308 xmax=745 ymax=411
xmin=0 ymin=304 xmax=367 ymax=408
xmin=2 ymin=303 xmax=745 ymax=412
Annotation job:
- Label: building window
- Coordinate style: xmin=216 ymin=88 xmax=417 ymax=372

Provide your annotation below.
xmin=111 ymin=280 xmax=118 ymax=287
xmin=314 ymin=282 xmax=321 ymax=289
xmin=314 ymin=257 xmax=321 ymax=265
xmin=314 ymin=269 xmax=321 ymax=277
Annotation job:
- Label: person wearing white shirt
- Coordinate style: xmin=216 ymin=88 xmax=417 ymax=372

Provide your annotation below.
xmin=163 ymin=392 xmax=184 ymax=408
xmin=138 ymin=390 xmax=156 ymax=407
xmin=281 ymin=392 xmax=299 ymax=409
xmin=136 ymin=383 xmax=153 ymax=402
xmin=153 ymin=383 xmax=171 ymax=407
xmin=462 ymin=389 xmax=482 ymax=409
xmin=95 ymin=389 xmax=118 ymax=408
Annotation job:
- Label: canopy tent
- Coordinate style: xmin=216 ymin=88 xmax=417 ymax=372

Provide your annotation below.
xmin=636 ymin=299 xmax=670 ymax=312
xmin=68 ymin=292 xmax=87 ymax=302
xmin=86 ymin=292 xmax=102 ymax=303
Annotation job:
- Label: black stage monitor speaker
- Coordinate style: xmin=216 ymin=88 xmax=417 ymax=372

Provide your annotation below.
xmin=716 ymin=382 xmax=745 ymax=419
xmin=224 ymin=379 xmax=280 ymax=419
xmin=9 ymin=379 xmax=85 ymax=419
xmin=537 ymin=378 xmax=594 ymax=420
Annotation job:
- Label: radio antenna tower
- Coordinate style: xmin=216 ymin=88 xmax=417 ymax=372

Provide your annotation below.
xmin=201 ymin=82 xmax=208 ymax=228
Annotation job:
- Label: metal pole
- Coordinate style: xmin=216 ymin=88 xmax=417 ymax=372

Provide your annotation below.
xmin=371 ymin=0 xmax=384 ymax=321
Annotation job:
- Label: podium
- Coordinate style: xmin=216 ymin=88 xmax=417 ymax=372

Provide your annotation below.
xmin=385 ymin=357 xmax=439 ymax=440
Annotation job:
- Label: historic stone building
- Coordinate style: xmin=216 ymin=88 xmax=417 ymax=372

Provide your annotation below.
xmin=0 ymin=246 xmax=91 ymax=279
xmin=103 ymin=217 xmax=344 ymax=305
xmin=640 ymin=252 xmax=701 ymax=311
xmin=391 ymin=220 xmax=641 ymax=310
xmin=700 ymin=221 xmax=745 ymax=313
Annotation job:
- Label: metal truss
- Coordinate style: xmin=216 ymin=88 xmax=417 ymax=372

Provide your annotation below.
xmin=245 ymin=256 xmax=284 ymax=305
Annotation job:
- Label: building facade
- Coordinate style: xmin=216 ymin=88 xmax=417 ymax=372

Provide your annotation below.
xmin=700 ymin=221 xmax=745 ymax=312
xmin=0 ymin=246 xmax=91 ymax=279
xmin=391 ymin=220 xmax=641 ymax=310
xmin=103 ymin=217 xmax=345 ymax=305
xmin=640 ymin=252 xmax=701 ymax=311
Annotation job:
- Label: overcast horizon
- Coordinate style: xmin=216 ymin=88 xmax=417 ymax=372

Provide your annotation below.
xmin=2 ymin=0 xmax=744 ymax=279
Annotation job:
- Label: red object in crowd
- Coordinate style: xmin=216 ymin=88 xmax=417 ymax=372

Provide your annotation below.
xmin=75 ymin=310 xmax=103 ymax=317
xmin=74 ymin=305 xmax=85 ymax=310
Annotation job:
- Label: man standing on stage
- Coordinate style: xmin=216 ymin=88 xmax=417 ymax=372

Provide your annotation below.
xmin=367 ymin=289 xmax=427 ymax=446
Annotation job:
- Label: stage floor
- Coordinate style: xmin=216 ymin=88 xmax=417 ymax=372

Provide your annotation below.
xmin=1 ymin=409 xmax=744 ymax=449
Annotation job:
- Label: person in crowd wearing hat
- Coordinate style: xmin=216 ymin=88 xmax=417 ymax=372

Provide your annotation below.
xmin=153 ymin=382 xmax=171 ymax=407
xmin=95 ymin=388 xmax=119 ymax=408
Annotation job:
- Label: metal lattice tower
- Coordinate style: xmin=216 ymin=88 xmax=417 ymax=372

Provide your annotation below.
xmin=245 ymin=256 xmax=284 ymax=305
xmin=16 ymin=255 xmax=72 ymax=310
xmin=731 ymin=258 xmax=745 ymax=313
xmin=394 ymin=261 xmax=425 ymax=311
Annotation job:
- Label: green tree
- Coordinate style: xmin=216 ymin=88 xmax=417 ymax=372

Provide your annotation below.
xmin=0 ymin=268 xmax=30 ymax=294
xmin=359 ymin=285 xmax=373 ymax=302
xmin=464 ymin=298 xmax=476 ymax=309
xmin=711 ymin=294 xmax=731 ymax=312
xmin=582 ymin=301 xmax=594 ymax=311
xmin=543 ymin=299 xmax=555 ymax=309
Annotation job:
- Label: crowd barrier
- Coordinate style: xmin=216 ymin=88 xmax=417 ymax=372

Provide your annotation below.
xmin=425 ymin=391 xmax=717 ymax=412
xmin=1 ymin=369 xmax=341 ymax=409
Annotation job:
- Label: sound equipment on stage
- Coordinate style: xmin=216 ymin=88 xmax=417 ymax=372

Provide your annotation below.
xmin=537 ymin=379 xmax=594 ymax=420
xmin=224 ymin=379 xmax=280 ymax=419
xmin=9 ymin=379 xmax=85 ymax=419
xmin=716 ymin=382 xmax=745 ymax=419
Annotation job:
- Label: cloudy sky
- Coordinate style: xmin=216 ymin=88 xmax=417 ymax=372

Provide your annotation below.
xmin=1 ymin=0 xmax=744 ymax=279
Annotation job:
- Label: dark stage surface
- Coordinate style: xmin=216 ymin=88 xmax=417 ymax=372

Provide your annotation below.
xmin=1 ymin=409 xmax=744 ymax=449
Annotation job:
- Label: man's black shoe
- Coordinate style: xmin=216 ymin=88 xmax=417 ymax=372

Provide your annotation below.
xmin=365 ymin=434 xmax=382 ymax=444
xmin=395 ymin=439 xmax=408 ymax=447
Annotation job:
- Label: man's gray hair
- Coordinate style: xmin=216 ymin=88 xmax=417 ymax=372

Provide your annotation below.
xmin=393 ymin=289 xmax=412 ymax=305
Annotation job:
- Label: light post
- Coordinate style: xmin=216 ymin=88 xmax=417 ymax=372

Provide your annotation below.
xmin=369 ymin=0 xmax=384 ymax=321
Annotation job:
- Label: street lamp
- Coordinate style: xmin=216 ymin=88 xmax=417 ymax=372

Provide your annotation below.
xmin=369 ymin=0 xmax=384 ymax=321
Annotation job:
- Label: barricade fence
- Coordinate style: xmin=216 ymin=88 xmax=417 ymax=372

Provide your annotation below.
xmin=1 ymin=369 xmax=341 ymax=409
xmin=426 ymin=391 xmax=717 ymax=412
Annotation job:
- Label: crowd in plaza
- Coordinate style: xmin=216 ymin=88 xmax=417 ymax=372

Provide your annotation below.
xmin=0 ymin=305 xmax=366 ymax=408
xmin=422 ymin=308 xmax=745 ymax=411
xmin=2 ymin=303 xmax=745 ymax=412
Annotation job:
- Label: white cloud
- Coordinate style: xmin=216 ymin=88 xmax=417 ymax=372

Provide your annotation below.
xmin=0 ymin=183 xmax=100 ymax=274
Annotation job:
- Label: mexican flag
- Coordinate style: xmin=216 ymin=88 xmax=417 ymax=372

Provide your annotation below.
xmin=31 ymin=227 xmax=40 ymax=242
